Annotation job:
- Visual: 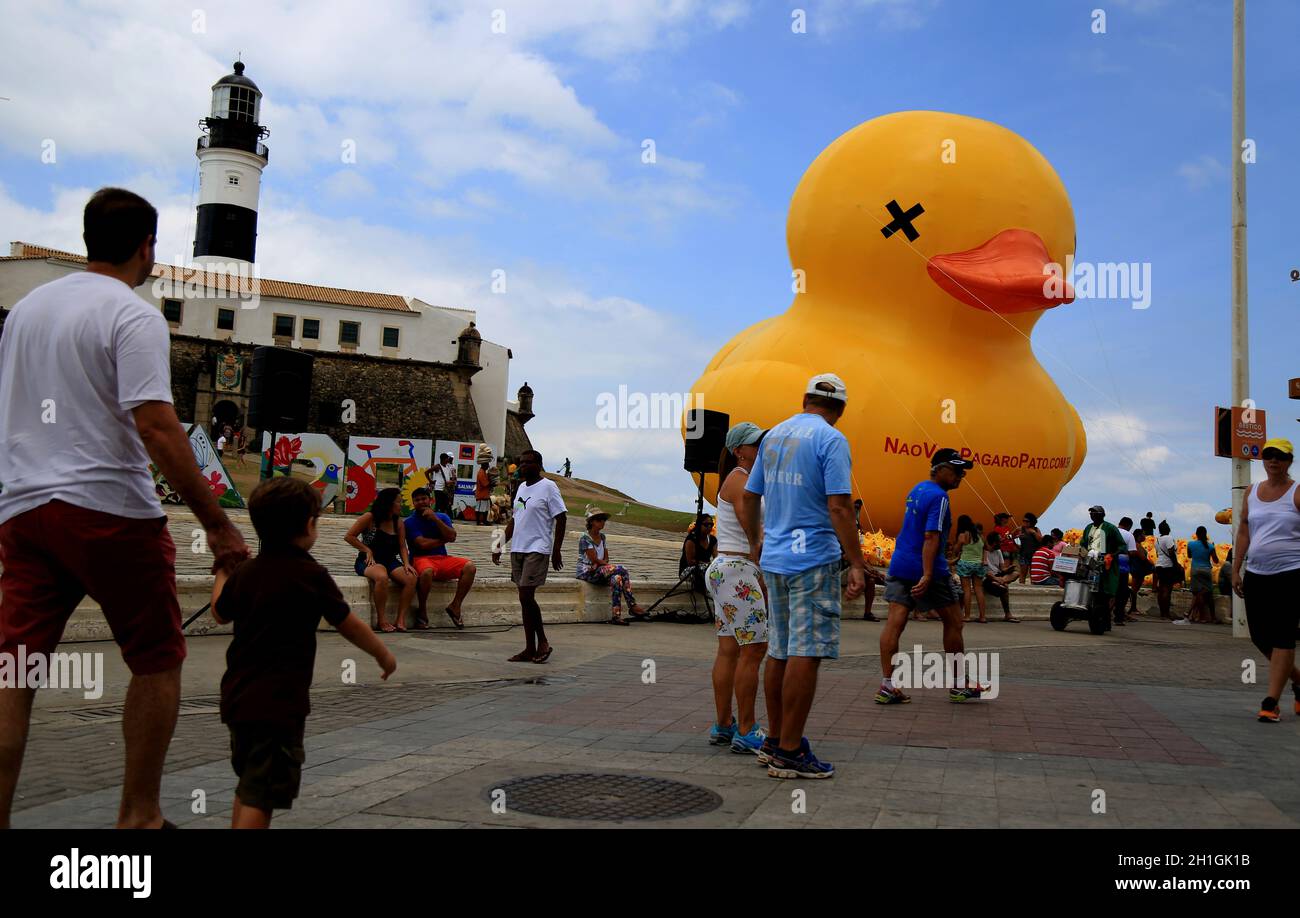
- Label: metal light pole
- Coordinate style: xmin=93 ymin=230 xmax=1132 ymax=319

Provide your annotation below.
xmin=1230 ymin=0 xmax=1249 ymax=638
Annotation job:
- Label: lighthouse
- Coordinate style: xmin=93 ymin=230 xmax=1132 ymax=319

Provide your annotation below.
xmin=194 ymin=60 xmax=269 ymax=265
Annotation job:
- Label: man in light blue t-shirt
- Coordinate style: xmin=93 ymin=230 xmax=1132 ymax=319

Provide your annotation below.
xmin=740 ymin=373 xmax=865 ymax=781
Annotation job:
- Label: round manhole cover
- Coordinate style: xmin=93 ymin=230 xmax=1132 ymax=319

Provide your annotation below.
xmin=492 ymin=772 xmax=722 ymax=821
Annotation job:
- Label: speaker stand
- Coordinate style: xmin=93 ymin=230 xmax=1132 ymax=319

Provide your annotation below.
xmin=642 ymin=472 xmax=714 ymax=622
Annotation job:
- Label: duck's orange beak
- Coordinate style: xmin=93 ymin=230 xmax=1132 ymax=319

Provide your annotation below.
xmin=927 ymin=228 xmax=1073 ymax=314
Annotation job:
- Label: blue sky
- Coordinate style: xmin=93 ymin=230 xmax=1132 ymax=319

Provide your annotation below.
xmin=1 ymin=0 xmax=1296 ymax=539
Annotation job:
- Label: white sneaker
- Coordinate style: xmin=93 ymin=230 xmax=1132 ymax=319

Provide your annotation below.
xmin=1172 ymin=618 xmax=1189 ymax=625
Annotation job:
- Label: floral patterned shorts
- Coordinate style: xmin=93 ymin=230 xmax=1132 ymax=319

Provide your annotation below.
xmin=706 ymin=556 xmax=768 ymax=646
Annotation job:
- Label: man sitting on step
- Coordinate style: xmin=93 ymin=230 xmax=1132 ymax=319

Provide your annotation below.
xmin=405 ymin=488 xmax=476 ymax=629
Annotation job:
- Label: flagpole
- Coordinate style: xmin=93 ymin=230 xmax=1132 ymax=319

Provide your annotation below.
xmin=1230 ymin=0 xmax=1249 ymax=638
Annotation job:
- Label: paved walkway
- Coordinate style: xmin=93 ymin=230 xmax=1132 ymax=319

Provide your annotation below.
xmin=11 ymin=616 xmax=1296 ymax=828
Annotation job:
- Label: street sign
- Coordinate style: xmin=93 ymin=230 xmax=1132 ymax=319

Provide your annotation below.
xmin=1214 ymin=406 xmax=1267 ymax=459
xmin=1289 ymin=377 xmax=1300 ymax=399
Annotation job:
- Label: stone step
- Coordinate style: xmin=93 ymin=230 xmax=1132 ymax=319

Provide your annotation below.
xmin=58 ymin=575 xmax=1205 ymax=644
xmin=61 ymin=576 xmax=692 ymax=642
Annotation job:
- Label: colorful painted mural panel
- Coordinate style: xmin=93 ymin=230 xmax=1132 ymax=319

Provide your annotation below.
xmin=260 ymin=432 xmax=347 ymax=509
xmin=344 ymin=436 xmax=433 ymax=514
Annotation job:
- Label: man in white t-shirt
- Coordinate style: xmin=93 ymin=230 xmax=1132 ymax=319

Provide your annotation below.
xmin=0 ymin=188 xmax=249 ymax=829
xmin=428 ymin=453 xmax=456 ymax=516
xmin=492 ymin=449 xmax=566 ymax=663
xmin=1152 ymin=519 xmax=1181 ymax=619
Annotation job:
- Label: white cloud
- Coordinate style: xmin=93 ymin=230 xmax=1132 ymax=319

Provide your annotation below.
xmin=1135 ymin=444 xmax=1171 ymax=466
xmin=1177 ymin=155 xmax=1228 ymax=191
xmin=0 ymin=0 xmax=736 ymax=224
xmin=321 ymin=170 xmax=376 ymax=200
xmin=1082 ymin=412 xmax=1148 ymax=447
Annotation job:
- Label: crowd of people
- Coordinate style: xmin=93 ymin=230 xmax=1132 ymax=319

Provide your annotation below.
xmin=688 ymin=373 xmax=1300 ymax=780
xmin=0 ymin=190 xmax=1296 ymax=827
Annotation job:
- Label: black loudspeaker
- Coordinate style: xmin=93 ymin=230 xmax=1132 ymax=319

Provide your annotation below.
xmin=683 ymin=408 xmax=730 ymax=473
xmin=247 ymin=346 xmax=314 ymax=431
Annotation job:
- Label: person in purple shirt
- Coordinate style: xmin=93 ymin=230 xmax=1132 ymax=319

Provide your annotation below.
xmin=877 ymin=448 xmax=989 ymax=705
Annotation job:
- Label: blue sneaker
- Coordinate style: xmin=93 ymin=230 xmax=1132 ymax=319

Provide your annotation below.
xmin=755 ymin=735 xmax=783 ymax=765
xmin=767 ymin=738 xmax=835 ymax=780
xmin=708 ymin=719 xmax=737 ymax=746
xmin=730 ymin=725 xmax=767 ymax=755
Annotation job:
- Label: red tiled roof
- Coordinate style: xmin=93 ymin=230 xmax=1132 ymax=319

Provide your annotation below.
xmin=3 ymin=242 xmax=419 ymax=314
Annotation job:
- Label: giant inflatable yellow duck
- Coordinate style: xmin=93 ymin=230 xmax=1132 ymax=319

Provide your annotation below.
xmin=690 ymin=111 xmax=1086 ymax=535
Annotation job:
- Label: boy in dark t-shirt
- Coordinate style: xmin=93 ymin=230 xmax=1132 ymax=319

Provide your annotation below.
xmin=212 ymin=477 xmax=396 ymax=829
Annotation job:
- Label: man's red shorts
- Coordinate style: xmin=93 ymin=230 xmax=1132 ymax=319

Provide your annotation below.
xmin=411 ymin=554 xmax=471 ymax=581
xmin=0 ymin=500 xmax=185 ymax=675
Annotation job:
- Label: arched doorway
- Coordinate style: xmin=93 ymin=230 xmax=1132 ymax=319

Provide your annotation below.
xmin=212 ymin=399 xmax=240 ymax=438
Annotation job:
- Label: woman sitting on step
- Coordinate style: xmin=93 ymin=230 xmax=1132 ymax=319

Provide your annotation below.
xmin=575 ymin=506 xmax=647 ymax=625
xmin=345 ymin=488 xmax=417 ymax=632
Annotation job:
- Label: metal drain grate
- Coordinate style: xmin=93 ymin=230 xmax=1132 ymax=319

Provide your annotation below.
xmin=491 ymin=772 xmax=722 ymax=821
xmin=62 ymin=697 xmax=221 ymax=723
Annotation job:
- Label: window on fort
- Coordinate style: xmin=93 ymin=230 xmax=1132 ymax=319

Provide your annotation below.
xmin=162 ymin=299 xmax=182 ymax=325
xmin=227 ymin=175 xmax=240 ymax=186
xmin=273 ymin=314 xmax=295 ymax=338
xmin=216 ymin=307 xmax=235 ymax=331
xmin=382 ymin=327 xmax=400 ymax=348
xmin=339 ymin=321 xmax=360 ymax=346
xmin=302 ymin=318 xmax=320 ymax=340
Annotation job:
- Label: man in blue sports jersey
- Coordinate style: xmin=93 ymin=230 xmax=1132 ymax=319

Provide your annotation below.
xmin=739 ymin=373 xmax=865 ymax=780
xmin=877 ymin=448 xmax=988 ymax=705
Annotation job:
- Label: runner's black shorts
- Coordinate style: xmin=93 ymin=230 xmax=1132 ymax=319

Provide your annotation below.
xmin=1243 ymin=568 xmax=1300 ymax=655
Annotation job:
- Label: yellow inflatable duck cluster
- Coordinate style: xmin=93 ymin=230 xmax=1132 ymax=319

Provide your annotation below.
xmin=690 ymin=111 xmax=1087 ymax=535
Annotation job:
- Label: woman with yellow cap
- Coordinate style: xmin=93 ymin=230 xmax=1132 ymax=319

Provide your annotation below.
xmin=1232 ymin=438 xmax=1300 ymax=723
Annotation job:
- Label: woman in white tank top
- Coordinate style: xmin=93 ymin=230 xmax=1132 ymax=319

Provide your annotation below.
xmin=705 ymin=422 xmax=771 ymax=755
xmin=1232 ymin=438 xmax=1300 ymax=722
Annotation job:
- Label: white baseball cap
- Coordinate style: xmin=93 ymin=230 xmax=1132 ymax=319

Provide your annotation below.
xmin=805 ymin=373 xmax=848 ymax=403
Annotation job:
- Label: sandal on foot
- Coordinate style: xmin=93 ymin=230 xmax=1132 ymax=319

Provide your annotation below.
xmin=375 ymin=623 xmax=397 ymax=633
xmin=609 ymin=616 xmax=630 ymax=626
xmin=508 ymin=651 xmax=535 ymax=662
xmin=445 ymin=606 xmax=464 ymax=629
xmin=1002 ymin=617 xmax=1021 ymax=623
xmin=532 ymin=645 xmax=554 ymax=663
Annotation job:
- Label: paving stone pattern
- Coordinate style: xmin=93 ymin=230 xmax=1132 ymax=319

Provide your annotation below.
xmin=13 ymin=642 xmax=1297 ymax=829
